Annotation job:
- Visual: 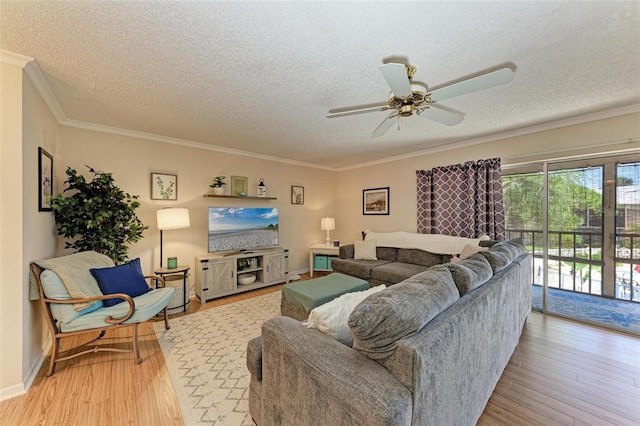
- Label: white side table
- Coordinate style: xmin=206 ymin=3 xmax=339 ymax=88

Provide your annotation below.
xmin=309 ymin=243 xmax=340 ymax=277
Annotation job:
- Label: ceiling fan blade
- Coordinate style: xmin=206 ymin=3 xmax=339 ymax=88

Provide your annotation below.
xmin=327 ymin=103 xmax=388 ymax=118
xmin=428 ymin=68 xmax=515 ymax=102
xmin=417 ymin=105 xmax=464 ymax=126
xmin=379 ymin=63 xmax=412 ymax=98
xmin=372 ymin=113 xmax=398 ymax=138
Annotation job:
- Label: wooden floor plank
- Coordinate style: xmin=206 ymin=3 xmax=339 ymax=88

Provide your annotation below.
xmin=502 ymin=365 xmax=640 ymax=424
xmin=1 ymin=276 xmax=639 ymax=426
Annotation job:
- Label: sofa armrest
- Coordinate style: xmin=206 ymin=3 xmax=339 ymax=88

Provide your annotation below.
xmin=259 ymin=316 xmax=411 ymax=426
xmin=246 ymin=336 xmax=262 ymax=381
xmin=339 ymin=244 xmax=355 ymax=259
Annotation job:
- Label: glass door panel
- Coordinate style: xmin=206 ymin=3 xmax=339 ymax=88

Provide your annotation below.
xmin=614 ymin=161 xmax=640 ymax=302
xmin=504 ymin=154 xmax=639 ymax=333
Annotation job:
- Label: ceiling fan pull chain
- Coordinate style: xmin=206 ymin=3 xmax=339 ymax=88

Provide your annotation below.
xmin=397 ymin=115 xmax=401 ymax=131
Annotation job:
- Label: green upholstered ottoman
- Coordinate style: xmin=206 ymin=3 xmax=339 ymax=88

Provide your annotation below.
xmin=280 ymin=273 xmax=369 ymax=321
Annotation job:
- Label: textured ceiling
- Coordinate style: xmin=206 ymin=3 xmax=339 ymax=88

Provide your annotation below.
xmin=1 ymin=1 xmax=639 ymax=169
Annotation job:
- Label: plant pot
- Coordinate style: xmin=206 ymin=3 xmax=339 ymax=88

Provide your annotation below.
xmin=213 ymin=187 xmax=224 ymax=195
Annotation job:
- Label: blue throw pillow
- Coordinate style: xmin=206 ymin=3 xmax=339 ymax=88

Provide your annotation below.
xmin=90 ymin=258 xmax=151 ymax=307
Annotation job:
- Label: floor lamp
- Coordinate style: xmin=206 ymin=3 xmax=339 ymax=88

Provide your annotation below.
xmin=157 ymin=208 xmax=190 ymax=268
xmin=321 ymin=217 xmax=335 ymax=245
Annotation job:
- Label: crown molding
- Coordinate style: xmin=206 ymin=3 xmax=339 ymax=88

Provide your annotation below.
xmin=338 ymin=103 xmax=640 ymax=171
xmin=9 ymin=43 xmax=636 ymax=172
xmin=1 ymin=49 xmax=67 ymax=123
xmin=61 ymin=119 xmax=337 ymax=171
xmin=23 ymin=60 xmax=67 ymax=123
xmin=0 ymin=49 xmax=33 ymax=67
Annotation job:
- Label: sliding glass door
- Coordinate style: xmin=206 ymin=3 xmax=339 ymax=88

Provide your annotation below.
xmin=503 ymin=154 xmax=639 ymax=333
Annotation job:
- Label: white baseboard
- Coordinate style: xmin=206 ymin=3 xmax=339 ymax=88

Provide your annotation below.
xmin=0 ymin=340 xmax=49 ymax=402
xmin=0 ymin=382 xmax=26 ymax=402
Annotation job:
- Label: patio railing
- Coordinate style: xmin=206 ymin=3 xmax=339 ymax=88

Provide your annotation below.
xmin=505 ymin=229 xmax=640 ymax=302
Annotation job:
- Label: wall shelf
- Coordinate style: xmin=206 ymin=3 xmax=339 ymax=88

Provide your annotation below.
xmin=204 ymin=194 xmax=277 ymax=200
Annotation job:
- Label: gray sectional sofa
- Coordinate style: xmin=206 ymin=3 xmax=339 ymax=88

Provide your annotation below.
xmin=246 ymin=239 xmax=532 ymax=425
xmin=332 ymin=241 xmax=494 ymax=287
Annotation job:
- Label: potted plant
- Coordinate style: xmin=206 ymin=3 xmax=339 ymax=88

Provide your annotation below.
xmin=210 ymin=176 xmax=226 ymax=195
xmin=51 ymin=166 xmax=148 ymax=264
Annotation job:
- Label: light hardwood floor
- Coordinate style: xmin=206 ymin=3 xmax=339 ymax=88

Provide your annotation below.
xmin=2 ymin=273 xmax=639 ymax=426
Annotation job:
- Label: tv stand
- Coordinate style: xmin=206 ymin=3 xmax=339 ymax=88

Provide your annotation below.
xmin=195 ymin=247 xmax=289 ymax=303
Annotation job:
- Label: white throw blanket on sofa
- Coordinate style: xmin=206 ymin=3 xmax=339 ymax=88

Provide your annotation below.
xmin=364 ymin=230 xmax=489 ymax=255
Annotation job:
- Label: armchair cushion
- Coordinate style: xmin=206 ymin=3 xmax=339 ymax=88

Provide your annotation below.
xmin=90 ymin=258 xmax=151 ymax=307
xmin=41 ymin=270 xmax=104 ymax=324
xmin=60 ymin=287 xmax=175 ymax=332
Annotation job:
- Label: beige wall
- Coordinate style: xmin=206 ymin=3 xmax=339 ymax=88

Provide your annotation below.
xmin=57 ymin=127 xmax=339 ymax=280
xmin=0 ymin=61 xmax=25 ymax=397
xmin=1 ymin=60 xmax=60 ymax=399
xmin=336 ymin=113 xmax=640 ymax=245
xmin=22 ymin=71 xmax=60 ymax=378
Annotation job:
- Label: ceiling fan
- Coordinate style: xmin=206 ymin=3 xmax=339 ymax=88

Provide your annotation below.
xmin=327 ymin=62 xmax=515 ymax=137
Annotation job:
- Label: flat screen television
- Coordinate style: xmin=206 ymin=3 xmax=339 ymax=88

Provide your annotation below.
xmin=208 ymin=207 xmax=279 ymax=253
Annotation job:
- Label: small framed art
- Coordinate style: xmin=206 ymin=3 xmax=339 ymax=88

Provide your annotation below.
xmin=291 ymin=185 xmax=304 ymax=204
xmin=363 ymin=187 xmax=390 ymax=215
xmin=231 ymin=175 xmax=248 ymax=196
xmin=151 ymin=173 xmax=177 ymax=200
xmin=38 ymin=147 xmax=53 ymax=211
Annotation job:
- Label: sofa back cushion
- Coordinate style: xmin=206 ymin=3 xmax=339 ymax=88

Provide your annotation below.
xmin=376 ymin=247 xmax=398 ymax=261
xmin=444 ymin=253 xmax=493 ymax=295
xmin=348 ymin=265 xmax=459 ymax=362
xmin=396 ymin=248 xmax=445 ymax=267
xmin=478 ymin=238 xmax=526 ymax=273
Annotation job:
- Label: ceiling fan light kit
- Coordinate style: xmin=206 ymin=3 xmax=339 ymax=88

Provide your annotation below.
xmin=328 ymin=60 xmax=515 ymax=137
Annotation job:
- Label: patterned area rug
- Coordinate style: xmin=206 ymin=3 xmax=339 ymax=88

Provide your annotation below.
xmin=153 ymin=291 xmax=281 ymax=425
xmin=532 ymin=285 xmax=640 ymax=333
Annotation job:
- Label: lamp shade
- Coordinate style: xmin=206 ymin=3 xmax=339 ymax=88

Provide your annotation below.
xmin=157 ymin=208 xmax=190 ymax=230
xmin=321 ymin=217 xmax=335 ymax=231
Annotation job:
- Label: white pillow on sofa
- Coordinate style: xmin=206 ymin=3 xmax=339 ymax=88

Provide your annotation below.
xmin=354 ymin=239 xmax=377 ymax=260
xmin=304 ymin=285 xmax=386 ymax=346
xmin=459 ymin=244 xmax=488 ymax=259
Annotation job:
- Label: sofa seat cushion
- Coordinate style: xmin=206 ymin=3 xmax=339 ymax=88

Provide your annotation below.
xmin=330 ymin=258 xmax=392 ymax=281
xmin=60 ymin=287 xmax=175 ymax=332
xmin=349 ymin=266 xmax=459 ymax=362
xmin=370 ymin=262 xmax=429 ymax=285
xmin=396 ymin=248 xmax=448 ymax=267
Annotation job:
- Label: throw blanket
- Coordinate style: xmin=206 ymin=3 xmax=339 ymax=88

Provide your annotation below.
xmin=364 ymin=230 xmax=489 ymax=255
xmin=29 ymin=251 xmax=114 ymax=310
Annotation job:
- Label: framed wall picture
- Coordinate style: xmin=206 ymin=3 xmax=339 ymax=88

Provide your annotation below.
xmin=38 ymin=147 xmax=53 ymax=211
xmin=231 ymin=175 xmax=248 ymax=196
xmin=363 ymin=187 xmax=390 ymax=215
xmin=151 ymin=173 xmax=177 ymax=200
xmin=291 ymin=185 xmax=304 ymax=204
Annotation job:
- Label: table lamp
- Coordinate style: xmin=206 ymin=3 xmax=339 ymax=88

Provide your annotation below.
xmin=157 ymin=208 xmax=190 ymax=268
xmin=321 ymin=217 xmax=335 ymax=245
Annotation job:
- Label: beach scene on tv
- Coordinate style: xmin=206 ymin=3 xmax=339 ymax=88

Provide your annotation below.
xmin=208 ymin=207 xmax=279 ymax=253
